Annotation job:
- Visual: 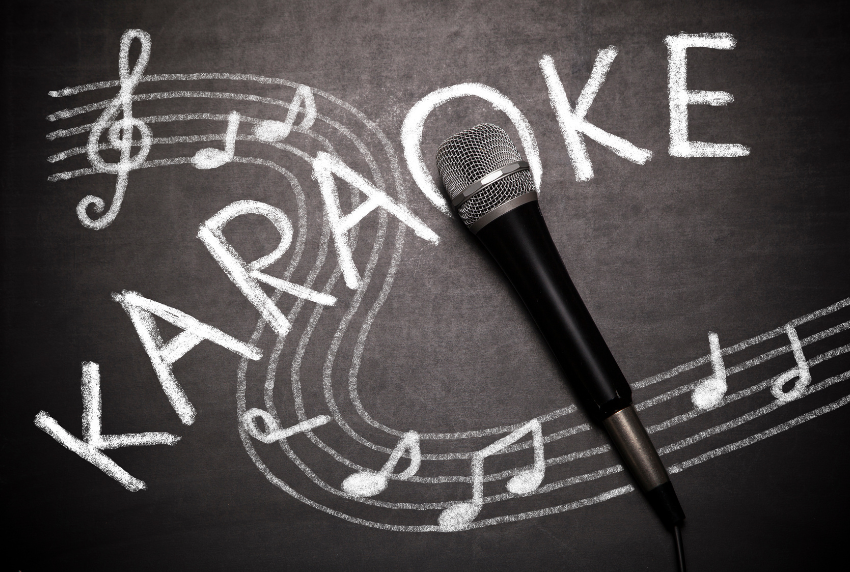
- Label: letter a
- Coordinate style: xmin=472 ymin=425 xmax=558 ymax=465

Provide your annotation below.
xmin=113 ymin=290 xmax=262 ymax=425
xmin=313 ymin=152 xmax=439 ymax=289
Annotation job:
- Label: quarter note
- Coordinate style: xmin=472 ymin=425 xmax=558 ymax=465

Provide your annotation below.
xmin=771 ymin=323 xmax=811 ymax=402
xmin=438 ymin=420 xmax=545 ymax=531
xmin=342 ymin=431 xmax=421 ymax=497
xmin=691 ymin=331 xmax=727 ymax=410
xmin=192 ymin=111 xmax=241 ymax=169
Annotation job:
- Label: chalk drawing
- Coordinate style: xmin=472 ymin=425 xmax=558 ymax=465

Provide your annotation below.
xmin=771 ymin=324 xmax=811 ymax=402
xmin=342 ymin=431 xmax=421 ymax=497
xmin=645 ymin=336 xmax=846 ymax=435
xmin=45 ymin=30 xmax=849 ymax=532
xmin=191 ymin=110 xmax=240 ymax=169
xmin=439 ymin=420 xmax=545 ymax=531
xmin=691 ymin=332 xmax=728 ymax=410
xmin=199 ymin=200 xmax=337 ymax=338
xmin=668 ymin=379 xmax=850 ymax=475
xmin=43 ymin=54 xmax=414 ymax=504
xmin=242 ymin=284 xmax=844 ymax=520
xmin=400 ymin=83 xmax=541 ymax=215
xmin=539 ymin=50 xmax=652 ymax=181
xmin=254 ymin=85 xmax=316 ymax=142
xmin=113 ymin=290 xmax=262 ymax=425
xmin=659 ymin=352 xmax=849 ymax=458
xmin=665 ymin=33 xmax=751 ymax=158
xmin=34 ymin=362 xmax=179 ymax=491
xmin=45 ymin=31 xmax=423 ymax=502
xmin=48 ymin=77 xmax=848 ymax=532
xmin=260 ymin=333 xmax=847 ymax=517
xmin=286 ymin=310 xmax=844 ymax=530
xmin=242 ymin=408 xmax=330 ymax=443
xmin=81 ymin=29 xmax=152 ymax=229
xmin=312 ymin=151 xmax=439 ymax=289
xmin=634 ymin=299 xmax=850 ymax=390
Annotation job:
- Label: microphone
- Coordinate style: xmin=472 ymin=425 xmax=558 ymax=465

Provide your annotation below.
xmin=436 ymin=123 xmax=685 ymax=530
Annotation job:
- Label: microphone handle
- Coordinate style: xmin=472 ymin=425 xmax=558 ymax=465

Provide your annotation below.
xmin=474 ymin=197 xmax=685 ymax=527
xmin=475 ymin=198 xmax=630 ymax=415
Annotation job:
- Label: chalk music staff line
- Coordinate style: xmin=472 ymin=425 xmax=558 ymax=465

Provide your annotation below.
xmin=268 ymin=306 xmax=847 ymax=498
xmin=43 ymin=29 xmax=850 ymax=531
xmin=46 ymin=55 xmax=848 ymax=450
xmin=244 ymin=297 xmax=850 ymax=530
xmin=43 ymin=29 xmax=393 ymax=488
xmin=47 ymin=69 xmax=581 ymax=445
xmin=43 ymin=33 xmax=848 ymax=520
xmin=46 ymin=27 xmax=452 ymax=498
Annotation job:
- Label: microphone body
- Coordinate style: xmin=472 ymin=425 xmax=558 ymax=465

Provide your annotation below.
xmin=437 ymin=123 xmax=685 ymax=528
xmin=477 ymin=197 xmax=683 ymax=527
xmin=476 ymin=198 xmax=632 ymax=418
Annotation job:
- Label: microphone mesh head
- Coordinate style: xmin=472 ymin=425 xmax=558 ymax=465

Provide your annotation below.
xmin=436 ymin=123 xmax=536 ymax=227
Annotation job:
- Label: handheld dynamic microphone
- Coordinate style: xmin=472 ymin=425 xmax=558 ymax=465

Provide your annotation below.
xmin=436 ymin=123 xmax=685 ymax=531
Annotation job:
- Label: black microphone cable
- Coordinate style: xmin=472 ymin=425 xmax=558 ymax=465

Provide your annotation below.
xmin=674 ymin=524 xmax=686 ymax=572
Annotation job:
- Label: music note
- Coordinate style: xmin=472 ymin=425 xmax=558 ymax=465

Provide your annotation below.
xmin=342 ymin=431 xmax=421 ymax=497
xmin=438 ymin=420 xmax=545 ymax=531
xmin=192 ymin=111 xmax=241 ymax=169
xmin=253 ymin=85 xmax=316 ymax=142
xmin=242 ymin=408 xmax=331 ymax=443
xmin=771 ymin=324 xmax=811 ymax=402
xmin=691 ymin=331 xmax=728 ymax=410
xmin=82 ymin=29 xmax=153 ymax=230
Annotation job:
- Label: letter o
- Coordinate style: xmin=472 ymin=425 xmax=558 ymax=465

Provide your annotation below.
xmin=401 ymin=83 xmax=542 ymax=215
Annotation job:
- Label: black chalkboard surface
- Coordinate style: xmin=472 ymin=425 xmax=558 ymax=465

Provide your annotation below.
xmin=4 ymin=0 xmax=849 ymax=570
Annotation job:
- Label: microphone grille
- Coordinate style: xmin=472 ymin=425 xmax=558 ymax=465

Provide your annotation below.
xmin=436 ymin=123 xmax=536 ymax=227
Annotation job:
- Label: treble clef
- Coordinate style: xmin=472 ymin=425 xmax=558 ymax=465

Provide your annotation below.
xmin=81 ymin=29 xmax=153 ymax=230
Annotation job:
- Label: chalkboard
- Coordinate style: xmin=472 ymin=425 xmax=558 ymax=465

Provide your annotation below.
xmin=5 ymin=0 xmax=849 ymax=570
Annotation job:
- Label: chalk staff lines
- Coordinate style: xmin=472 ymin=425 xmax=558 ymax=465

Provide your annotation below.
xmin=251 ymin=298 xmax=850 ymax=516
xmin=239 ymin=284 xmax=850 ymax=531
xmin=44 ymin=31 xmax=410 ymax=493
xmin=49 ymin=74 xmax=850 ymax=528
xmin=46 ymin=74 xmax=850 ymax=528
xmin=218 ymin=67 xmax=850 ymax=530
xmin=46 ymin=64 xmax=587 ymax=521
xmin=45 ymin=33 xmax=850 ymax=530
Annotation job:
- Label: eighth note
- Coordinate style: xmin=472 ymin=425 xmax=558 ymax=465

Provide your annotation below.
xmin=253 ymin=85 xmax=317 ymax=142
xmin=691 ymin=331 xmax=727 ymax=410
xmin=192 ymin=111 xmax=241 ymax=169
xmin=438 ymin=420 xmax=545 ymax=532
xmin=341 ymin=431 xmax=421 ymax=497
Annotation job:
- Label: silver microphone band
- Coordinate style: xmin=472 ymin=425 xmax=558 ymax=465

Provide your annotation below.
xmin=451 ymin=161 xmax=530 ymax=208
